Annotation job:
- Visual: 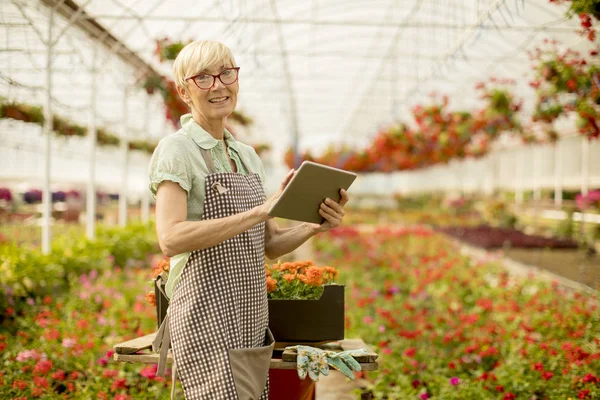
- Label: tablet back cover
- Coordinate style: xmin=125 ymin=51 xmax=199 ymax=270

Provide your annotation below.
xmin=268 ymin=162 xmax=357 ymax=224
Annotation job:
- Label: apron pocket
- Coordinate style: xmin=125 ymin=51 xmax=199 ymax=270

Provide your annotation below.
xmin=228 ymin=328 xmax=275 ymax=400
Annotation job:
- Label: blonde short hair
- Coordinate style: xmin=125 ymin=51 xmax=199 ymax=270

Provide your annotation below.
xmin=172 ymin=40 xmax=237 ymax=89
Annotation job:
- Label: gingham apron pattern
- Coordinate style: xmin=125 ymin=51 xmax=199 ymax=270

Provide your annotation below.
xmin=168 ymin=148 xmax=272 ymax=400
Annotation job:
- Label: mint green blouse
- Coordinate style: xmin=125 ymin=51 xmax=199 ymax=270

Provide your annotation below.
xmin=148 ymin=114 xmax=266 ymax=298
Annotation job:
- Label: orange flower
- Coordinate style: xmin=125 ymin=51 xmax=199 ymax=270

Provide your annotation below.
xmin=324 ymin=266 xmax=339 ymax=279
xmin=306 ymin=266 xmax=325 ymax=286
xmin=156 ymin=258 xmax=170 ymax=272
xmin=283 ymin=273 xmax=296 ymax=283
xmin=145 ymin=291 xmax=156 ymax=306
xmin=266 ymin=277 xmax=278 ymax=293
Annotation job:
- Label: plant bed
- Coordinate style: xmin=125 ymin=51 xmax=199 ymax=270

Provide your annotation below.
xmin=438 ymin=224 xmax=578 ymax=249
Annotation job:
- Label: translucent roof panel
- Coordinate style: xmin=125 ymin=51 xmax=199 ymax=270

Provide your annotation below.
xmin=2 ymin=0 xmax=595 ymax=159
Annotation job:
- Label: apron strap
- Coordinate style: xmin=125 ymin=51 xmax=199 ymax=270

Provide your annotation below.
xmin=199 ymin=148 xmax=218 ymax=174
xmin=152 ymin=314 xmax=171 ymax=377
xmin=198 ymin=146 xmax=254 ymax=176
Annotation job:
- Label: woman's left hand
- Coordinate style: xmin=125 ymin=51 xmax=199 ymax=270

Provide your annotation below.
xmin=309 ymin=189 xmax=349 ymax=233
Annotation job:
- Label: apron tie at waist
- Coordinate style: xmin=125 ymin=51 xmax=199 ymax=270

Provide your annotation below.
xmin=152 ymin=314 xmax=171 ymax=377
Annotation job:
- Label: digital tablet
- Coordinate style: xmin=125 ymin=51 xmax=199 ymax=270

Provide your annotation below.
xmin=268 ymin=161 xmax=357 ymax=224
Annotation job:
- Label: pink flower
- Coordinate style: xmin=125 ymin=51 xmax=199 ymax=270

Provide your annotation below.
xmin=420 ymin=393 xmax=429 ymax=400
xmin=378 ymin=325 xmax=385 ymax=333
xmin=97 ymin=357 xmax=108 ymax=366
xmin=62 ymin=338 xmax=76 ymax=349
xmin=363 ymin=316 xmax=373 ymax=324
xmin=16 ymin=349 xmax=45 ymax=362
xmin=450 ymin=376 xmax=460 ymax=386
xmin=140 ymin=365 xmax=157 ymax=379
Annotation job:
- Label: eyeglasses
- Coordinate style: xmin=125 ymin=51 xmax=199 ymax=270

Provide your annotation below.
xmin=186 ymin=67 xmax=240 ymax=90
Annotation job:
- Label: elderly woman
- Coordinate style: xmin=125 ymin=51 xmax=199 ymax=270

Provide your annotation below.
xmin=148 ymin=40 xmax=349 ymax=400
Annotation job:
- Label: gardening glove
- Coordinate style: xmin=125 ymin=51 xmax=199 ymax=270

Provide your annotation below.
xmin=323 ymin=348 xmax=368 ymax=380
xmin=285 ymin=345 xmax=330 ymax=382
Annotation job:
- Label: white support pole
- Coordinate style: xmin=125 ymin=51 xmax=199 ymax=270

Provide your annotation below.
xmin=141 ymin=94 xmax=151 ymax=224
xmin=41 ymin=8 xmax=54 ymax=254
xmin=118 ymin=86 xmax=129 ymax=227
xmin=554 ymin=140 xmax=562 ymax=208
xmin=533 ymin=146 xmax=542 ymax=202
xmin=86 ymin=46 xmax=98 ymax=239
xmin=515 ymin=148 xmax=524 ymax=205
xmin=581 ymin=137 xmax=589 ymax=196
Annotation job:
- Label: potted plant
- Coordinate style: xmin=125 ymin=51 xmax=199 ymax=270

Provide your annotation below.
xmin=146 ymin=259 xmax=345 ymax=343
xmin=266 ymin=260 xmax=344 ymax=343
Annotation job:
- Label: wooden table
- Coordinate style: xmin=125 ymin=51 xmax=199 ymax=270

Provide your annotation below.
xmin=114 ymin=333 xmax=378 ymax=399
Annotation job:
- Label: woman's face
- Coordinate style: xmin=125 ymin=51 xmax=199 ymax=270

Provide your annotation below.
xmin=182 ymin=61 xmax=239 ymax=122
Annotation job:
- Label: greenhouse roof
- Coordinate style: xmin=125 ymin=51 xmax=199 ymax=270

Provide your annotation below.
xmin=1 ymin=0 xmax=595 ymax=156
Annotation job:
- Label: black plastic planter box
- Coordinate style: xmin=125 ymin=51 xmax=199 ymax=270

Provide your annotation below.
xmin=268 ymin=284 xmax=345 ymax=343
xmin=155 ymin=277 xmax=345 ymax=343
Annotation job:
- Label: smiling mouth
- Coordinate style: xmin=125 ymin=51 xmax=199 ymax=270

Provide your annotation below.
xmin=208 ymin=96 xmax=229 ymax=104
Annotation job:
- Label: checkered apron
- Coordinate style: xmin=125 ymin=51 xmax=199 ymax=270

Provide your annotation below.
xmin=168 ymin=148 xmax=272 ymax=400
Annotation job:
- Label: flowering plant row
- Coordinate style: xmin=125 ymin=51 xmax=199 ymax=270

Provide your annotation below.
xmin=0 ymin=223 xmax=158 ymax=316
xmin=285 ymin=82 xmax=524 ymax=172
xmin=313 ymin=225 xmax=600 ymax=399
xmin=1 ymin=262 xmax=170 ymax=399
xmin=548 ymin=0 xmax=600 ymax=41
xmin=0 ymin=99 xmax=158 ymax=154
xmin=529 ymin=41 xmax=600 ymax=140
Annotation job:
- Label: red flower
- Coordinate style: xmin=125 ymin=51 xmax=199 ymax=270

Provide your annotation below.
xmin=542 ymin=371 xmax=554 ymax=381
xmin=579 ymin=389 xmax=591 ymax=399
xmin=103 ymin=370 xmax=119 ymax=379
xmin=12 ymin=379 xmax=28 ymax=390
xmin=32 ymin=387 xmax=43 ymax=397
xmin=33 ymin=376 xmax=49 ymax=388
xmin=111 ymin=377 xmax=128 ymax=392
xmin=412 ymin=379 xmax=420 ymax=388
xmin=44 ymin=329 xmax=60 ymax=341
xmin=51 ymin=370 xmax=66 ymax=381
xmin=496 ymin=385 xmax=504 ymax=392
xmin=70 ymin=371 xmax=81 ymax=380
xmin=532 ymin=362 xmax=544 ymax=371
xmin=567 ymin=79 xmax=577 ymax=91
xmin=404 ymin=347 xmax=416 ymax=357
xmin=503 ymin=393 xmax=516 ymax=400
xmin=582 ymin=373 xmax=599 ymax=384
xmin=33 ymin=360 xmax=53 ymax=375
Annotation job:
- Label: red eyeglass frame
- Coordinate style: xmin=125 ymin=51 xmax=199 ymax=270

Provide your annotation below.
xmin=185 ymin=67 xmax=241 ymax=90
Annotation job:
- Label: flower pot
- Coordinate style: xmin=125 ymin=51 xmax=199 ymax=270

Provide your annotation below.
xmin=268 ymin=284 xmax=345 ymax=343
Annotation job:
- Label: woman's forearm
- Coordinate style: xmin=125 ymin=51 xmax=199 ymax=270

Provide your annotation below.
xmin=264 ymin=223 xmax=318 ymax=260
xmin=160 ymin=207 xmax=267 ymax=257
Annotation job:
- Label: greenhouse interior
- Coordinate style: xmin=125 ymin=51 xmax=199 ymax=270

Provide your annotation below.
xmin=1 ymin=0 xmax=600 ymax=399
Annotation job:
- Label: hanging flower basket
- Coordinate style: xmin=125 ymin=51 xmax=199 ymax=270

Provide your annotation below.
xmin=97 ymin=129 xmax=120 ymax=147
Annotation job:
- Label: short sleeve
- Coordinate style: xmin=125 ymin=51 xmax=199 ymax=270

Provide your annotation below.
xmin=148 ymin=137 xmax=192 ymax=199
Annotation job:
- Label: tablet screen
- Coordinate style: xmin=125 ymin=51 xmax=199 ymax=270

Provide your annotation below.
xmin=268 ymin=161 xmax=357 ymax=224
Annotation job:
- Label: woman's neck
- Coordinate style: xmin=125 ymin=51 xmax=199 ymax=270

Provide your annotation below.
xmin=191 ymin=110 xmax=224 ymax=140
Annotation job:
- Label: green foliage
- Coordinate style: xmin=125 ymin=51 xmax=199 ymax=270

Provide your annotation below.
xmin=0 ymin=223 xmax=158 ymax=315
xmin=314 ymin=226 xmax=600 ymax=399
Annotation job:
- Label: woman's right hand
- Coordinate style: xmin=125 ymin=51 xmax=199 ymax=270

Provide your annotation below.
xmin=258 ymin=169 xmax=295 ymax=220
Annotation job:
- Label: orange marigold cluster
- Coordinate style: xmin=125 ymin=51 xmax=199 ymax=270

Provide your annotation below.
xmin=266 ymin=277 xmax=278 ymax=293
xmin=152 ymin=258 xmax=170 ymax=278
